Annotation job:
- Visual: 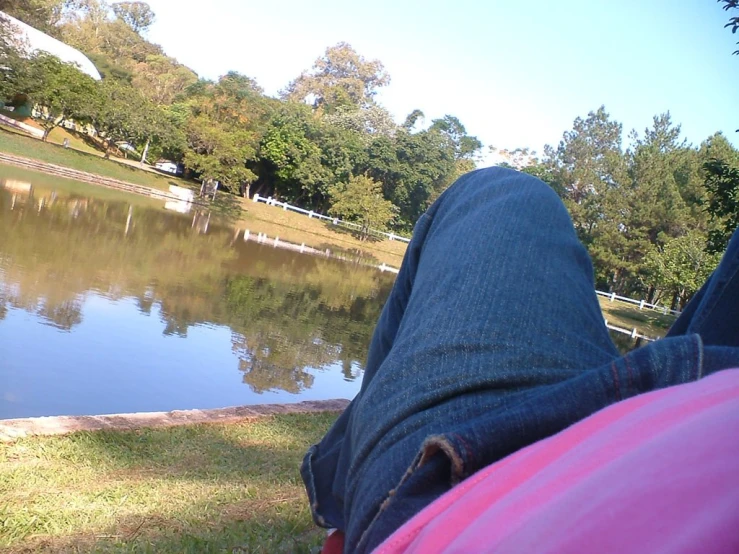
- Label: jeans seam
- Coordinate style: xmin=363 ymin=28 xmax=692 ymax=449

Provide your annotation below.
xmin=695 ymin=334 xmax=704 ymax=380
xmin=450 ymin=432 xmax=472 ymax=482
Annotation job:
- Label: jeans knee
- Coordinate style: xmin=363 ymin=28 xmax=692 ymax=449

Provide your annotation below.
xmin=438 ymin=166 xmax=565 ymax=221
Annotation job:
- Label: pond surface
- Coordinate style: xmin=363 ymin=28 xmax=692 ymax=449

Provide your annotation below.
xmin=0 ymin=165 xmax=395 ymax=419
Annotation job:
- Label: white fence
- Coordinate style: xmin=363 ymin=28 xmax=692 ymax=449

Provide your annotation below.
xmin=596 ymin=290 xmax=682 ymax=316
xmin=604 ymin=320 xmax=655 ymax=342
xmin=252 ymin=194 xmax=411 ymax=243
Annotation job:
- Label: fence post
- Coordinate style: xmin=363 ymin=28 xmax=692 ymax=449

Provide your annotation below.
xmin=333 ymin=218 xmax=338 ymax=225
xmin=253 ymin=194 xmax=259 ymax=203
xmin=610 ymin=292 xmax=616 ymax=302
xmin=283 ymin=202 xmax=287 ymax=211
xmin=300 ymin=243 xmax=305 ymax=253
xmin=244 ymin=230 xmax=250 ymax=241
xmin=389 ymin=233 xmax=395 ymax=241
xmin=274 ymin=236 xmax=279 ymax=247
xmin=308 ymin=211 xmax=314 ymax=218
xmin=639 ymin=300 xmax=645 ymax=310
xmin=631 ymin=328 xmax=638 ymax=338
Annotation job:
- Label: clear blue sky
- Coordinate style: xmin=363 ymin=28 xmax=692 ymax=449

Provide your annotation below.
xmin=144 ymin=0 xmax=739 ymax=161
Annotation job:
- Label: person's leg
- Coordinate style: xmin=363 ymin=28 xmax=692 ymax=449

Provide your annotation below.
xmin=302 ymin=168 xmax=617 ymax=538
xmin=301 ymin=168 xmax=739 ymax=553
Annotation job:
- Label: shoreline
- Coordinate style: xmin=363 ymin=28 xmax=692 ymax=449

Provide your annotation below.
xmin=0 ymin=152 xmax=409 ymax=266
xmin=0 ymin=151 xmax=194 ymax=203
xmin=0 ymin=399 xmax=349 ymax=441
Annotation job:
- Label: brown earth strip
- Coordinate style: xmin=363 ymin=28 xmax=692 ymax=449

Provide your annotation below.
xmin=0 ymin=399 xmax=350 ymax=441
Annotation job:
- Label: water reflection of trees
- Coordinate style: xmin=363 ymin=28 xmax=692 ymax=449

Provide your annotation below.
xmin=0 ymin=185 xmax=393 ymax=393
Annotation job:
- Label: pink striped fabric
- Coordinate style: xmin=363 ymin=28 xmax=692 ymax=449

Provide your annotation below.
xmin=374 ymin=369 xmax=739 ymax=554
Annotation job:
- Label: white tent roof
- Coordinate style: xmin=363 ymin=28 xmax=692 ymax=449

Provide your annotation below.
xmin=1 ymin=11 xmax=101 ymax=80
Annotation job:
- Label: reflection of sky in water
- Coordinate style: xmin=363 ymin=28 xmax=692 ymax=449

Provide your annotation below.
xmin=0 ymin=294 xmax=363 ymax=419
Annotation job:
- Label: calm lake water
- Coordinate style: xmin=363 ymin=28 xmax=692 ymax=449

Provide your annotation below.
xmin=0 ymin=165 xmax=395 ymax=419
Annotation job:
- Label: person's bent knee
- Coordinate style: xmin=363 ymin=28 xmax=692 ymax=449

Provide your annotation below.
xmin=434 ymin=166 xmax=565 ymax=219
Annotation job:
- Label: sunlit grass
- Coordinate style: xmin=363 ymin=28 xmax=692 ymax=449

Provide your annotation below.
xmin=0 ymin=128 xmax=194 ymax=192
xmin=239 ymin=199 xmax=408 ymax=267
xmin=598 ymin=297 xmax=676 ymax=338
xmin=0 ymin=413 xmax=337 ymax=553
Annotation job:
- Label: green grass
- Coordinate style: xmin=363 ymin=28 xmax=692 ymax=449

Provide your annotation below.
xmin=238 ymin=199 xmax=408 ymax=267
xmin=0 ymin=163 xmax=162 ymax=208
xmin=0 ymin=413 xmax=338 ymax=553
xmin=46 ymin=127 xmax=107 ymax=156
xmin=598 ymin=297 xmax=676 ymax=338
xmin=0 ymin=128 xmax=194 ymax=192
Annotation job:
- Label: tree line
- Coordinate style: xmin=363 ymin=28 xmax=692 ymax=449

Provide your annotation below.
xmin=501 ymin=107 xmax=736 ymax=310
xmin=1 ymin=0 xmax=738 ymax=309
xmin=0 ymin=0 xmax=481 ymax=237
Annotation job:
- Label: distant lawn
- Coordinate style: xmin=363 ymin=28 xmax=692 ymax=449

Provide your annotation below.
xmin=0 ymin=163 xmax=161 ymax=208
xmin=0 ymin=127 xmax=194 ymax=192
xmin=46 ymin=127 xmax=107 ymax=156
xmin=239 ymin=198 xmax=408 ymax=267
xmin=0 ymin=126 xmax=409 ymax=266
xmin=0 ymin=413 xmax=337 ymax=553
xmin=598 ymin=297 xmax=676 ymax=338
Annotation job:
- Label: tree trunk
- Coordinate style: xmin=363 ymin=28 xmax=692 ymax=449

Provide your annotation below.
xmin=646 ymin=285 xmax=656 ymax=304
xmin=140 ymin=138 xmax=150 ymax=167
xmin=670 ymin=291 xmax=680 ymax=312
xmin=104 ymin=138 xmax=112 ymax=159
xmin=679 ymin=288 xmax=689 ymax=311
xmin=42 ymin=127 xmax=51 ymax=141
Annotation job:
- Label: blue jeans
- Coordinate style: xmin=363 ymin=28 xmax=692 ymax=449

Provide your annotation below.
xmin=301 ymin=168 xmax=739 ymax=553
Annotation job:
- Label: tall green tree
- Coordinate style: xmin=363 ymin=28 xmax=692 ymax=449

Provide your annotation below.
xmin=628 ymin=114 xmax=691 ymax=241
xmin=90 ymin=77 xmax=148 ymax=157
xmin=259 ymin=104 xmax=328 ymax=201
xmin=131 ymin=54 xmax=197 ymax=105
xmin=703 ymin=159 xmax=739 ymax=253
xmin=284 ymin=42 xmax=390 ymax=112
xmin=644 ymin=230 xmax=720 ymax=309
xmin=181 ymin=72 xmax=272 ymax=190
xmin=544 ymin=107 xmax=630 ymax=289
xmin=328 ymin=174 xmax=398 ymax=240
xmin=0 ymin=0 xmax=70 ymax=35
xmin=111 ymin=1 xmax=154 ymax=33
xmin=26 ymin=53 xmax=98 ymax=140
xmin=0 ymin=14 xmax=30 ymax=101
xmin=363 ymin=124 xmax=458 ymax=227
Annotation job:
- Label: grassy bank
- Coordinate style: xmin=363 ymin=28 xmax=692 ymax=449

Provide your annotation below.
xmin=0 ymin=413 xmax=338 ymax=553
xmin=237 ymin=199 xmax=407 ymax=267
xmin=598 ymin=297 xmax=676 ymax=338
xmin=0 ymin=126 xmax=409 ymax=266
xmin=0 ymin=163 xmax=161 ymax=208
xmin=0 ymin=128 xmax=193 ymax=192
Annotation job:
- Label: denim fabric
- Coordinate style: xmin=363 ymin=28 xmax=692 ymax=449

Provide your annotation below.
xmin=300 ymin=167 xmax=739 ymax=553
